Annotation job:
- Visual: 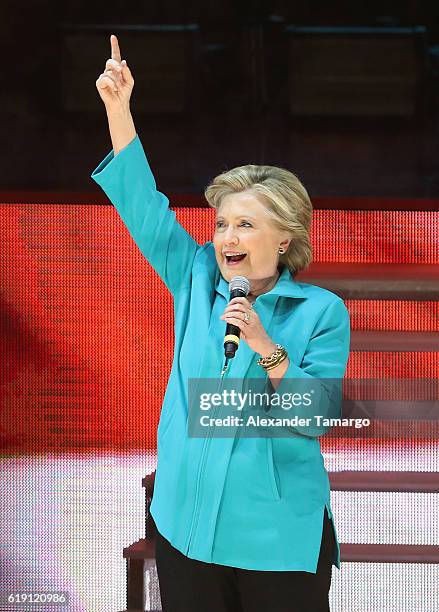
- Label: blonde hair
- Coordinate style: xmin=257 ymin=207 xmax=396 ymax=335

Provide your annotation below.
xmin=204 ymin=164 xmax=313 ymax=277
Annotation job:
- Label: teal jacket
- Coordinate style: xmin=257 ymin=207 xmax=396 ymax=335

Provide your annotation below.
xmin=91 ymin=134 xmax=351 ymax=572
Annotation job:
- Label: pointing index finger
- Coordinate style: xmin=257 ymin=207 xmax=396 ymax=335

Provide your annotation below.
xmin=110 ymin=34 xmax=122 ymax=63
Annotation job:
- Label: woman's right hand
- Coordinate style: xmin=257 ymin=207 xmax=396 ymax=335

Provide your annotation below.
xmin=96 ymin=34 xmax=134 ymax=112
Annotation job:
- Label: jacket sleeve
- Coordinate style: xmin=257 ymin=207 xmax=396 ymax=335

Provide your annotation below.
xmin=268 ymin=297 xmax=351 ymax=438
xmin=90 ymin=134 xmax=199 ymax=295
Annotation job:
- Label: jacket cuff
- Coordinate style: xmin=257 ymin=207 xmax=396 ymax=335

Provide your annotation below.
xmin=90 ymin=134 xmax=140 ymax=183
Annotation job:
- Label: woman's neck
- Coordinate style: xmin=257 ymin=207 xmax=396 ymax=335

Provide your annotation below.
xmin=248 ymin=269 xmax=280 ymax=301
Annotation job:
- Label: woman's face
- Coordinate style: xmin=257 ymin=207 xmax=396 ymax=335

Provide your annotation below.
xmin=213 ymin=191 xmax=291 ymax=295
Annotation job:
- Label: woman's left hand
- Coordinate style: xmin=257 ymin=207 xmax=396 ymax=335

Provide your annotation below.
xmin=219 ymin=297 xmax=276 ymax=357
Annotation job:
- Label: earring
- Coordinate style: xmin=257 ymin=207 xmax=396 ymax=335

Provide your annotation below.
xmin=278 ymin=248 xmax=284 ymax=254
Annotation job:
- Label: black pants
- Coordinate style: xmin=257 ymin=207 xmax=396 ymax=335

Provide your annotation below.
xmin=155 ymin=508 xmax=336 ymax=612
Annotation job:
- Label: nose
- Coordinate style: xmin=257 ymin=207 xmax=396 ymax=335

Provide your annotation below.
xmin=223 ymin=224 xmax=239 ymax=245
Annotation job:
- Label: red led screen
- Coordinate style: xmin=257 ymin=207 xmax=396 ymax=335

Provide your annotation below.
xmin=1 ymin=204 xmax=437 ymax=453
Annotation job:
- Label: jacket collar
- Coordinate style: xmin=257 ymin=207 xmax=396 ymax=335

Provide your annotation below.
xmin=215 ymin=264 xmax=306 ymax=301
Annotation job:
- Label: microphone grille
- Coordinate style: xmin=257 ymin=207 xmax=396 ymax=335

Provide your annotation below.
xmin=229 ymin=276 xmax=250 ymax=296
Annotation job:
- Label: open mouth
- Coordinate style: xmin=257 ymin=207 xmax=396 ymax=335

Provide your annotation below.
xmin=224 ymin=253 xmax=247 ymax=265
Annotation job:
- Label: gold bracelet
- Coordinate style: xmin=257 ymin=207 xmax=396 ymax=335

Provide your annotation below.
xmin=257 ymin=344 xmax=288 ymax=371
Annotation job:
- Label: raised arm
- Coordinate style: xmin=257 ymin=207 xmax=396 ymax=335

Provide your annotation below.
xmin=92 ymin=35 xmax=199 ymax=294
xmin=96 ymin=34 xmax=136 ymax=154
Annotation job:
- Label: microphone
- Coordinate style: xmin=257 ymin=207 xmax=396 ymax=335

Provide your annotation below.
xmin=224 ymin=276 xmax=251 ymax=360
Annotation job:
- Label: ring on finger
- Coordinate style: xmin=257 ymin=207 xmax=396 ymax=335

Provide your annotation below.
xmin=244 ymin=311 xmax=250 ymax=323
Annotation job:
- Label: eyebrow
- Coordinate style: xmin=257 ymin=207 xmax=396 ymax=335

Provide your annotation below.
xmin=216 ymin=214 xmax=257 ymax=221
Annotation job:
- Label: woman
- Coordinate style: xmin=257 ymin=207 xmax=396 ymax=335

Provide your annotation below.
xmin=93 ymin=35 xmax=350 ymax=612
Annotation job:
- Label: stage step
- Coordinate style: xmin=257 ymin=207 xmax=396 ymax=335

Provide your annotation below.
xmin=350 ymin=330 xmax=439 ymax=351
xmin=124 ymin=538 xmax=156 ymax=560
xmin=296 ymin=263 xmax=439 ymax=300
xmin=346 ymin=350 xmax=437 ymax=378
xmin=344 ymin=299 xmax=438 ymax=332
xmin=141 ymin=471 xmax=439 ymax=494
xmin=123 ymin=538 xmax=439 ymax=565
xmin=340 ymin=543 xmax=439 ymax=563
xmin=329 ymin=471 xmax=439 ymax=492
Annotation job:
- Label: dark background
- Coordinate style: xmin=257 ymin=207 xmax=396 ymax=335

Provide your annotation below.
xmin=2 ymin=0 xmax=439 ymax=198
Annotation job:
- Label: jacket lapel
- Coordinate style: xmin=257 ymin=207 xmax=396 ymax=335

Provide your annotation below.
xmin=214 ymin=265 xmax=307 ymax=379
